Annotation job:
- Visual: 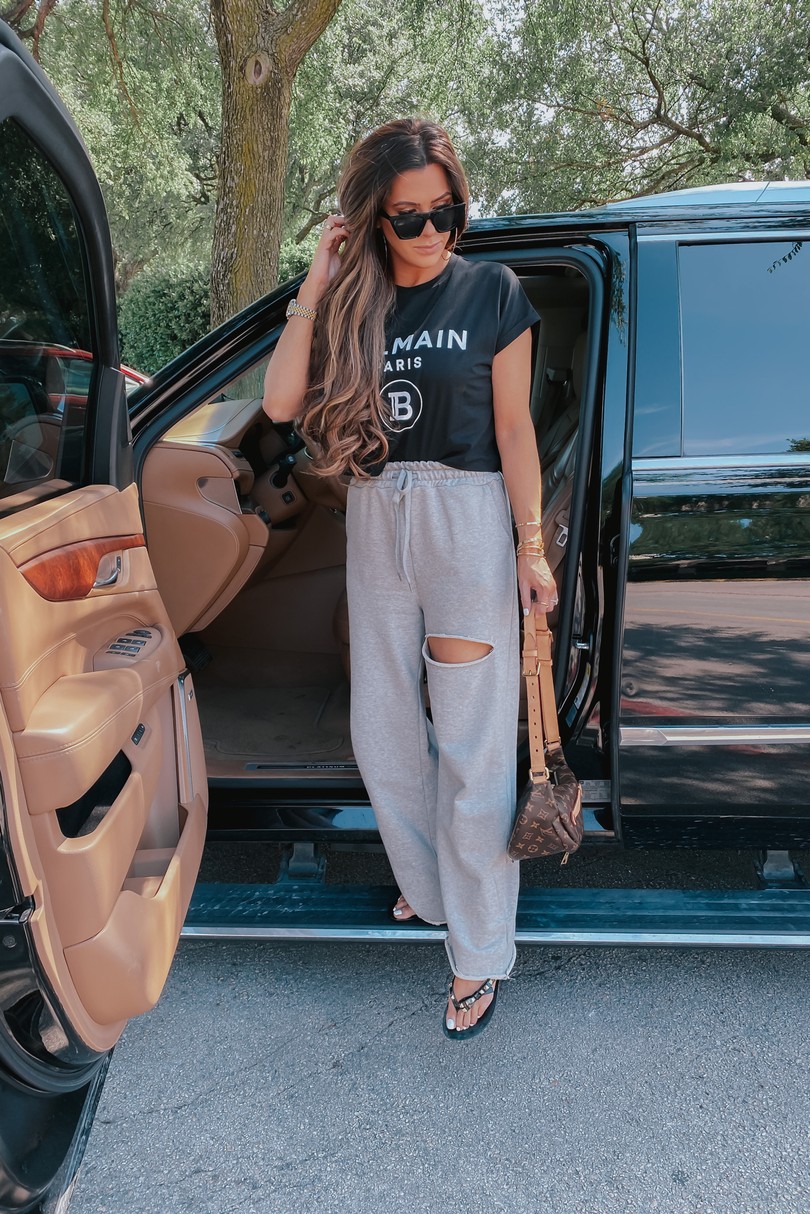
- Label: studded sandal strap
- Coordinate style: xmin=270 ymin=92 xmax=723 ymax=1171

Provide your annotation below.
xmin=448 ymin=977 xmax=496 ymax=1012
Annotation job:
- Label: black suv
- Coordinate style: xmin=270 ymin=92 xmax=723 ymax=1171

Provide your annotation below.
xmin=1 ymin=19 xmax=809 ymax=1213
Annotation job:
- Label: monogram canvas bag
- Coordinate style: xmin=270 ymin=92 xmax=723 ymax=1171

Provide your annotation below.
xmin=507 ymin=611 xmax=584 ymax=862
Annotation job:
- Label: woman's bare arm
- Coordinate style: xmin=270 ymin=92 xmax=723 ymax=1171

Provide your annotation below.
xmin=492 ymin=328 xmax=558 ymax=615
xmin=262 ymin=215 xmax=350 ymax=423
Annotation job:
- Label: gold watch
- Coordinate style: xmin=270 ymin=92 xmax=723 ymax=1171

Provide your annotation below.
xmin=286 ymin=298 xmax=318 ymax=322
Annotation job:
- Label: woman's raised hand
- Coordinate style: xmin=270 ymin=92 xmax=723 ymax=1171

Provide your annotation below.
xmin=303 ymin=214 xmax=351 ymax=301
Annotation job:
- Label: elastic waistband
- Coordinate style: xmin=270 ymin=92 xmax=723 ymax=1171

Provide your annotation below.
xmin=350 ymin=461 xmax=502 ymax=486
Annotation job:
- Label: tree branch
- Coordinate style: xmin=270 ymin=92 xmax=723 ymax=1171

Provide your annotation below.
xmin=769 ymin=102 xmax=810 ymax=148
xmin=273 ymin=0 xmax=344 ymax=74
xmin=6 ymin=0 xmax=60 ymax=60
xmin=606 ymin=0 xmax=717 ymax=153
xmin=101 ymin=0 xmax=140 ymax=124
xmin=294 ymin=183 xmax=335 ymax=241
xmin=1 ymin=0 xmax=38 ymax=29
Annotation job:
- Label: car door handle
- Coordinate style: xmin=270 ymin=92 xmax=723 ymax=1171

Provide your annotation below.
xmin=93 ymin=554 xmax=121 ymax=588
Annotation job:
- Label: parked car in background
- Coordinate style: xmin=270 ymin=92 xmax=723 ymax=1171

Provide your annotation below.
xmin=1 ymin=16 xmax=809 ymax=1213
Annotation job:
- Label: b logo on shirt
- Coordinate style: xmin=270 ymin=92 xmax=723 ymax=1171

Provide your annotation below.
xmin=382 ymin=379 xmax=423 ymax=431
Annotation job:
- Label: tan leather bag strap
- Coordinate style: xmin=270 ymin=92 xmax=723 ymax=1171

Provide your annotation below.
xmin=534 ymin=612 xmax=561 ymax=750
xmin=522 ymin=611 xmax=562 ymax=784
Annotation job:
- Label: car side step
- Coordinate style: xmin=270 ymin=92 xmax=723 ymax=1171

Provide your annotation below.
xmin=182 ymin=883 xmax=810 ymax=947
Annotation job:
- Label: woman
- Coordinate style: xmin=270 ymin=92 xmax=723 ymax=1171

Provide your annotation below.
xmin=263 ymin=118 xmax=557 ymax=1040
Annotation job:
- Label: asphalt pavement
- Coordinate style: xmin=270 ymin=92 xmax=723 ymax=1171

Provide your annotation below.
xmin=69 ymin=844 xmax=810 ymax=1214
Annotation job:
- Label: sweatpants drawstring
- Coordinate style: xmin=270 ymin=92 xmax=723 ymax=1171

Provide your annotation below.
xmin=394 ymin=467 xmax=414 ymax=589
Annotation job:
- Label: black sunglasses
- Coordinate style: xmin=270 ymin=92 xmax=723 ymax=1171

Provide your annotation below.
xmin=380 ymin=201 xmax=466 ymax=241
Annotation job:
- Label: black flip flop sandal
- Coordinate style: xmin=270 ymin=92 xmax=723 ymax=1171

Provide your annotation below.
xmin=442 ymin=976 xmax=499 ymax=1040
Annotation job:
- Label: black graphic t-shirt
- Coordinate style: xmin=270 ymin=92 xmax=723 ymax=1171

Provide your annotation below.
xmin=361 ymin=254 xmax=539 ymax=476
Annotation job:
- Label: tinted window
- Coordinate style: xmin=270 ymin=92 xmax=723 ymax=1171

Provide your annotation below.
xmin=679 ymin=241 xmax=810 ymax=456
xmin=0 ymin=118 xmax=92 ymax=500
xmin=633 ymin=241 xmax=681 ymax=457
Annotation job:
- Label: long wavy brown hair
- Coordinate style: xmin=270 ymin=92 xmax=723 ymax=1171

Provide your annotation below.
xmin=298 ymin=118 xmax=469 ymax=479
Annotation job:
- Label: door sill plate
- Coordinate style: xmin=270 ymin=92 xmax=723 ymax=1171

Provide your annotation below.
xmin=182 ymin=883 xmax=810 ymax=947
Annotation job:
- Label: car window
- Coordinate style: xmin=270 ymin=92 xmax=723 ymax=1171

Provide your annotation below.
xmin=679 ymin=241 xmax=810 ymax=457
xmin=124 ymin=371 xmax=145 ymax=397
xmin=216 ymin=361 xmax=269 ymax=402
xmin=61 ymin=356 xmax=94 ymax=397
xmin=0 ymin=117 xmax=94 ymax=503
xmin=633 ymin=241 xmax=681 ymax=457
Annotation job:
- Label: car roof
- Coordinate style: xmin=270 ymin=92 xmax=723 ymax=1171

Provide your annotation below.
xmin=599 ymin=180 xmax=810 ymax=209
xmin=466 ymin=179 xmax=810 ymax=238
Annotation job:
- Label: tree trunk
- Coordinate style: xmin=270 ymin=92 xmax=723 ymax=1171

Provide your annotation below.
xmin=209 ymin=0 xmax=342 ymax=328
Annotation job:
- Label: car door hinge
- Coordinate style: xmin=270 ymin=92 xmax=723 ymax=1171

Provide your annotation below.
xmin=0 ymin=896 xmax=35 ymax=926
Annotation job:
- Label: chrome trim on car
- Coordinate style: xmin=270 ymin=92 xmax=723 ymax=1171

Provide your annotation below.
xmin=91 ymin=554 xmax=120 ymax=588
xmin=620 ymin=725 xmax=810 ymax=747
xmin=180 ymin=923 xmax=810 ymax=947
xmin=633 ymin=453 xmax=810 ymax=472
xmin=638 ymin=229 xmax=810 ymax=244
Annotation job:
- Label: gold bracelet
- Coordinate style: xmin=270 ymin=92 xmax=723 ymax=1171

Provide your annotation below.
xmin=516 ymin=520 xmax=543 ymax=529
xmin=286 ymin=298 xmax=318 ymax=322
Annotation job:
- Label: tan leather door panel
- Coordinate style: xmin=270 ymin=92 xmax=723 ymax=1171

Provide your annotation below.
xmin=141 ymin=442 xmax=269 ymax=636
xmin=0 ymin=483 xmax=207 ymax=1051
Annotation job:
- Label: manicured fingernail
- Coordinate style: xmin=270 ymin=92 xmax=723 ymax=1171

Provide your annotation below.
xmin=523 ymin=607 xmax=529 ymax=616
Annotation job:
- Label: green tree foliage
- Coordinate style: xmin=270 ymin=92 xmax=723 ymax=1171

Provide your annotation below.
xmin=283 ymin=0 xmax=491 ymax=243
xmin=467 ymin=0 xmax=810 ymax=212
xmin=281 ymin=0 xmax=810 ymax=238
xmin=7 ymin=0 xmax=809 ymax=340
xmin=33 ymin=0 xmax=219 ymax=293
xmin=118 ymin=263 xmax=210 ymax=373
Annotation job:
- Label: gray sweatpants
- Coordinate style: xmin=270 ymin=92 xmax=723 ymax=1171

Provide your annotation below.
xmin=346 ymin=460 xmax=521 ymax=980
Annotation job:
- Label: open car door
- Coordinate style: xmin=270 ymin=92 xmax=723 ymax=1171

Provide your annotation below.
xmin=0 ymin=23 xmax=206 ymax=1211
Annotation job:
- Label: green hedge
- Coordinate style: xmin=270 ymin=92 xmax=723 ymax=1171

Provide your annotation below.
xmin=278 ymin=238 xmax=315 ymax=285
xmin=119 ymin=264 xmax=211 ymax=376
xmin=119 ymin=244 xmax=318 ymax=375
